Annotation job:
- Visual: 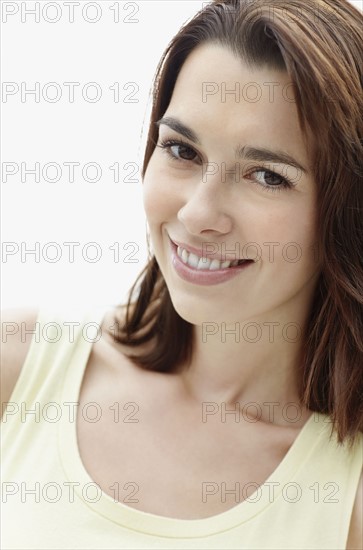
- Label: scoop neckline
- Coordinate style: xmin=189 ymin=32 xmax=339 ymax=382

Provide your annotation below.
xmin=58 ymin=306 xmax=324 ymax=538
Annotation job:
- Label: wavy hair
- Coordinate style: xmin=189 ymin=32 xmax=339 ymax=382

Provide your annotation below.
xmin=107 ymin=0 xmax=363 ymax=445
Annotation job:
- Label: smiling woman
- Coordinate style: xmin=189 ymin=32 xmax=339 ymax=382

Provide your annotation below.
xmin=1 ymin=0 xmax=362 ymax=549
xmin=144 ymin=48 xmax=317 ymax=300
xmin=117 ymin=0 xmax=362 ymax=442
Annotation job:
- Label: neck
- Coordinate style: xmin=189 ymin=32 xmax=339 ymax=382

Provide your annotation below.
xmin=178 ymin=309 xmax=310 ymax=428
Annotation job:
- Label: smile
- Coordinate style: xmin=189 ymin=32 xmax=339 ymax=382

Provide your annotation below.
xmin=169 ymin=237 xmax=254 ymax=286
xmin=177 ymin=245 xmax=246 ymax=271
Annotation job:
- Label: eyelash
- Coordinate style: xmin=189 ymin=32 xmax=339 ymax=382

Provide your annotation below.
xmin=156 ymin=138 xmax=293 ymax=193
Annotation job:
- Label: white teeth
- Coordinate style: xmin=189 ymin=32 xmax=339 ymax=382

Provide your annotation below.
xmin=186 ymin=252 xmax=200 ymax=269
xmin=197 ymin=257 xmax=211 ymax=270
xmin=209 ymin=259 xmax=222 ymax=270
xmin=177 ymin=245 xmax=238 ymax=270
xmin=181 ymin=248 xmax=188 ymax=264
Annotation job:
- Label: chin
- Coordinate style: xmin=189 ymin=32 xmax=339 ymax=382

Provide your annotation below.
xmin=165 ymin=292 xmax=205 ymax=325
xmin=167 ymin=289 xmax=233 ymax=326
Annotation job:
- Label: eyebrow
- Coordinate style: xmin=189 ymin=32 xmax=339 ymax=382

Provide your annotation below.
xmin=156 ymin=116 xmax=307 ymax=174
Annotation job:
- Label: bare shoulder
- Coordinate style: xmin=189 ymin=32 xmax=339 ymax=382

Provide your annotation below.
xmin=90 ymin=304 xmax=146 ymax=376
xmin=84 ymin=303 xmax=166 ymax=400
xmin=78 ymin=303 xmax=159 ymax=412
xmin=0 ymin=307 xmax=39 ymax=418
xmin=346 ymin=467 xmax=363 ymax=550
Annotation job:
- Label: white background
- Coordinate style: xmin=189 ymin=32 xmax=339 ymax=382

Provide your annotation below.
xmin=1 ymin=0 xmax=206 ymax=310
xmin=1 ymin=0 xmax=205 ymax=309
xmin=1 ymin=0 xmax=361 ymax=310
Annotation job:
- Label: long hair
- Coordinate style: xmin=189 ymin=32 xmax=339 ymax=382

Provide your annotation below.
xmin=107 ymin=0 xmax=363 ymax=445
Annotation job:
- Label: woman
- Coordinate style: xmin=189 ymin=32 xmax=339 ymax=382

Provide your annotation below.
xmin=1 ymin=0 xmax=362 ymax=548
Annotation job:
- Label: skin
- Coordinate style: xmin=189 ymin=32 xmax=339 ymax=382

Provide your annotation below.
xmin=142 ymin=43 xmax=321 ymax=425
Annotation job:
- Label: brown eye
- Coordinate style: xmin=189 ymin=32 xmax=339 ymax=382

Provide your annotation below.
xmin=244 ymin=167 xmax=292 ymax=194
xmin=255 ymin=170 xmax=285 ymax=186
xmin=157 ymin=138 xmax=201 ymax=164
xmin=169 ymin=143 xmax=198 ymax=161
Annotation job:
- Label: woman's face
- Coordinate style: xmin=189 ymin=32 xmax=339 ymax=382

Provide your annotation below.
xmin=143 ymin=43 xmax=320 ymax=325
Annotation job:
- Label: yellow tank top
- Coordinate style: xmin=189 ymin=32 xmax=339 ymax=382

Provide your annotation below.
xmin=1 ymin=306 xmax=362 ymax=549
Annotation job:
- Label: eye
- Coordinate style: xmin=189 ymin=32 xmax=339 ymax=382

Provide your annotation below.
xmin=245 ymin=168 xmax=292 ymax=192
xmin=156 ymin=138 xmax=293 ymax=192
xmin=255 ymin=170 xmax=285 ymax=186
xmin=157 ymin=138 xmax=200 ymax=164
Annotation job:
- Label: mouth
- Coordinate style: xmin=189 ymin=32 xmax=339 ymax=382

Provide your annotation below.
xmin=169 ymin=237 xmax=253 ymax=272
xmin=169 ymin=237 xmax=254 ymax=285
xmin=177 ymin=248 xmax=252 ymax=271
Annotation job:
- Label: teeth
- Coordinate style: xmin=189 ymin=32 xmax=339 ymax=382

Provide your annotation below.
xmin=177 ymin=246 xmax=239 ymax=271
xmin=197 ymin=256 xmax=211 ymax=270
xmin=186 ymin=252 xmax=200 ymax=269
xmin=181 ymin=248 xmax=188 ymax=264
xmin=209 ymin=259 xmax=221 ymax=270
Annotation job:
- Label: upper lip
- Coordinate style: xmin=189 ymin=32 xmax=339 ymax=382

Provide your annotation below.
xmin=169 ymin=236 xmax=244 ymax=261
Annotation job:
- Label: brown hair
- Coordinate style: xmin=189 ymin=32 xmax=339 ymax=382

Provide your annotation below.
xmin=107 ymin=0 xmax=363 ymax=445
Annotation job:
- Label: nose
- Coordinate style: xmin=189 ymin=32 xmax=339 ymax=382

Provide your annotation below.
xmin=177 ymin=175 xmax=233 ymax=235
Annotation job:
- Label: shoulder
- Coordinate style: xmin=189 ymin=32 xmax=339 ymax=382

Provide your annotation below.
xmin=0 ymin=304 xmax=137 ymax=420
xmin=87 ymin=304 xmax=142 ymax=375
xmin=1 ymin=307 xmax=39 ymax=418
xmin=85 ymin=304 xmax=168 ymax=395
xmin=346 ymin=467 xmax=363 ymax=549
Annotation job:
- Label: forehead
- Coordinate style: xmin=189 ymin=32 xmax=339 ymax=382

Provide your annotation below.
xmin=164 ymin=43 xmax=308 ymax=162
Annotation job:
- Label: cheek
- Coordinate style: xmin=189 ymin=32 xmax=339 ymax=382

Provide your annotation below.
xmin=268 ymin=197 xmax=316 ymax=240
xmin=142 ymin=182 xmax=159 ymax=224
xmin=247 ymin=202 xmax=317 ymax=268
xmin=272 ymin=209 xmax=317 ymax=273
xmin=142 ymin=158 xmax=183 ymax=224
xmin=237 ymin=206 xmax=300 ymax=247
xmin=142 ymin=161 xmax=165 ymax=222
xmin=288 ymin=201 xmax=317 ymax=251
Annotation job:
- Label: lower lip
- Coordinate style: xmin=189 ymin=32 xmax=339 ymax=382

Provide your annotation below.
xmin=169 ymin=239 xmax=253 ymax=286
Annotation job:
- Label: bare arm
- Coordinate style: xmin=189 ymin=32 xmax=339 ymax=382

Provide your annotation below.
xmin=0 ymin=308 xmax=39 ymax=420
xmin=346 ymin=469 xmax=363 ymax=550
